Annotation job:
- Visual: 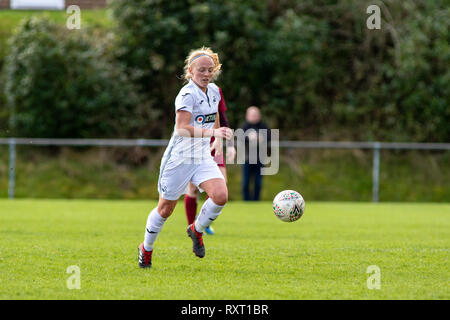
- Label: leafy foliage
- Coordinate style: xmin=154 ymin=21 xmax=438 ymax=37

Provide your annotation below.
xmin=1 ymin=1 xmax=448 ymax=141
xmin=112 ymin=0 xmax=449 ymax=141
xmin=3 ymin=17 xmax=140 ymax=138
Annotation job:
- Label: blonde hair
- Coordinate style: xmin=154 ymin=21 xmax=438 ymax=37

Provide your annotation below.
xmin=183 ymin=47 xmax=222 ymax=83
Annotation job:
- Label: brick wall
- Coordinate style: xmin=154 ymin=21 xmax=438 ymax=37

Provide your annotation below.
xmin=0 ymin=1 xmax=109 ymax=9
xmin=0 ymin=0 xmax=9 ymax=9
xmin=65 ymin=0 xmax=108 ymax=9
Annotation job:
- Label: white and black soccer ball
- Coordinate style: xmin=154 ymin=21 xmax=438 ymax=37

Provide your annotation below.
xmin=272 ymin=190 xmax=305 ymax=222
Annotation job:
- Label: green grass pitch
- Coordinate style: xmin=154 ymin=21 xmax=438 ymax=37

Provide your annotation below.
xmin=0 ymin=199 xmax=448 ymax=300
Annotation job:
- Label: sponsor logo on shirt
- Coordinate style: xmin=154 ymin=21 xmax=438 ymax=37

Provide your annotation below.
xmin=195 ymin=113 xmax=216 ymax=125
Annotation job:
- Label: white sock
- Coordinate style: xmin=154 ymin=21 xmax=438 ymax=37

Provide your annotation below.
xmin=194 ymin=198 xmax=224 ymax=233
xmin=143 ymin=208 xmax=167 ymax=251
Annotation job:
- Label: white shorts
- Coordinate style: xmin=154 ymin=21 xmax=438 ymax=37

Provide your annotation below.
xmin=158 ymin=157 xmax=224 ymax=200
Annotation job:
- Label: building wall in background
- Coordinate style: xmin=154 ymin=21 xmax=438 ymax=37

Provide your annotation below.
xmin=0 ymin=0 xmax=9 ymax=9
xmin=0 ymin=0 xmax=108 ymax=9
xmin=66 ymin=0 xmax=107 ymax=9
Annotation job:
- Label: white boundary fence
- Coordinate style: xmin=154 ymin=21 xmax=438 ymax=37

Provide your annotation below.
xmin=1 ymin=138 xmax=449 ymax=201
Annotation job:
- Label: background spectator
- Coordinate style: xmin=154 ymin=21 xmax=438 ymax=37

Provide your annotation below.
xmin=239 ymin=106 xmax=270 ymax=201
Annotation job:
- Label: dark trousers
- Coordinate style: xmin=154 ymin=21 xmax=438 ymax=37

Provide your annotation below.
xmin=242 ymin=163 xmax=263 ymax=201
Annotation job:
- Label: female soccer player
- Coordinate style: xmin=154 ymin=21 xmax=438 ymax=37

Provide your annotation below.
xmin=138 ymin=47 xmax=233 ymax=268
xmin=184 ymin=86 xmax=236 ymax=235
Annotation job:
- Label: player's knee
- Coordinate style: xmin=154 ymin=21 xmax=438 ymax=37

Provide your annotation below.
xmin=211 ymin=189 xmax=228 ymax=206
xmin=158 ymin=207 xmax=173 ymax=218
xmin=157 ymin=201 xmax=176 ymax=218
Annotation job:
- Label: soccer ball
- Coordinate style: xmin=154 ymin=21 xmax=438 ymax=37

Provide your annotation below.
xmin=272 ymin=190 xmax=305 ymax=222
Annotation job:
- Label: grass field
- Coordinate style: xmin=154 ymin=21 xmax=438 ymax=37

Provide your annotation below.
xmin=0 ymin=199 xmax=448 ymax=300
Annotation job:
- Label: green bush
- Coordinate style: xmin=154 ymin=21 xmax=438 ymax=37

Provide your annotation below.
xmin=0 ymin=92 xmax=8 ymax=137
xmin=3 ymin=17 xmax=141 ymax=138
xmin=378 ymin=4 xmax=450 ymax=142
xmin=112 ymin=0 xmax=449 ymax=142
xmin=1 ymin=2 xmax=448 ymax=142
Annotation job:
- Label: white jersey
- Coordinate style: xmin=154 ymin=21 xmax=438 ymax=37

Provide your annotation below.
xmin=162 ymin=80 xmax=221 ymax=162
xmin=157 ymin=80 xmax=224 ymax=200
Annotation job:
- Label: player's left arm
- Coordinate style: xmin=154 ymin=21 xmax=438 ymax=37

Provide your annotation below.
xmin=210 ymin=112 xmax=223 ymax=156
xmin=214 ymin=111 xmax=220 ymax=129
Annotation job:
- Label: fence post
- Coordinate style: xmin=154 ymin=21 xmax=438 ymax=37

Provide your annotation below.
xmin=372 ymin=142 xmax=380 ymax=202
xmin=8 ymin=138 xmax=16 ymax=199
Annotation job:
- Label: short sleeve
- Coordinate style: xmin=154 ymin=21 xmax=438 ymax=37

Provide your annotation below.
xmin=175 ymin=92 xmax=195 ymax=113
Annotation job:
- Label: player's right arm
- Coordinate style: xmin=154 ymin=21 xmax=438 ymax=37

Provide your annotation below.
xmin=175 ymin=110 xmax=232 ymax=139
